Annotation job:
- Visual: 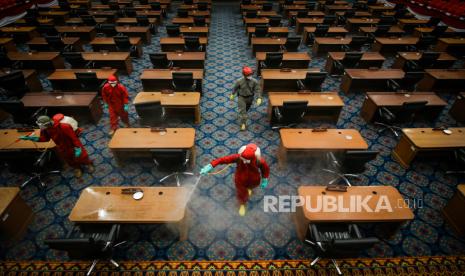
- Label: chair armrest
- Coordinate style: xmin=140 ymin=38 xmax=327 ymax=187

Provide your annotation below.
xmin=103 ymin=224 xmax=120 ymax=251
xmin=259 ymin=61 xmax=266 ymax=69
xmin=333 ymin=60 xmax=343 ymax=72
xmin=386 ymin=79 xmax=400 ymax=91
xmin=296 ymin=79 xmax=305 ymax=90
xmin=273 ymin=106 xmax=283 ymax=121
xmin=349 ymin=223 xmax=363 ymax=238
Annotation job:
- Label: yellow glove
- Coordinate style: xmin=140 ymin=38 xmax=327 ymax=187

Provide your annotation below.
xmin=256 ymin=97 xmax=262 ymax=106
xmin=229 ymin=94 xmax=235 ymax=100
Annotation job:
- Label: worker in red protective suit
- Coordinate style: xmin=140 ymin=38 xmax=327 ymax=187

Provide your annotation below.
xmin=19 ymin=114 xmax=93 ymax=178
xmin=200 ymin=143 xmax=270 ymax=216
xmin=101 ymin=75 xmax=130 ymax=135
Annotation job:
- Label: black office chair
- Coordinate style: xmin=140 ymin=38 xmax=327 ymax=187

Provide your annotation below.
xmin=386 ymin=71 xmax=424 ymax=92
xmin=404 ymin=52 xmax=440 ymax=71
xmin=124 ymin=7 xmax=136 ymax=17
xmin=426 ymin=17 xmax=441 ymax=27
xmin=378 ymin=15 xmax=396 ymax=26
xmin=306 ymin=2 xmax=316 ymax=10
xmin=109 ymin=2 xmax=120 ymax=10
xmin=193 ymin=16 xmax=206 ymax=27
xmin=284 ymin=0 xmax=293 ymax=5
xmin=149 ymin=53 xmax=173 ymax=69
xmin=430 ymin=25 xmax=448 ymax=37
xmin=45 ymin=224 xmax=125 ymax=276
xmin=297 ymin=72 xmax=327 ymax=91
xmin=281 ymin=36 xmax=301 ymax=52
xmin=114 ymin=36 xmax=138 ymax=57
xmin=0 ymin=100 xmax=44 ymax=125
xmin=272 ymin=100 xmax=308 ymax=129
xmin=268 ymin=16 xmax=282 ymax=27
xmin=166 ymin=25 xmax=181 ymax=37
xmin=23 ymin=15 xmax=39 ymax=26
xmin=260 ymin=52 xmax=283 ymax=69
xmin=184 ymin=36 xmax=203 ymax=51
xmin=242 ymin=0 xmax=251 ymax=5
xmin=322 ymin=150 xmax=378 ymax=186
xmin=394 ymin=8 xmax=408 ymax=18
xmin=97 ymin=24 xmax=118 ymax=37
xmin=62 ymin=52 xmax=94 ymax=68
xmin=81 ymin=15 xmax=97 ymax=26
xmin=197 ymin=2 xmax=209 ymax=11
xmin=305 ymin=223 xmax=379 ymax=275
xmin=262 ymin=2 xmax=273 ymax=11
xmin=374 ymin=101 xmax=428 ymax=136
xmin=45 ymin=35 xmax=73 ymax=52
xmin=139 ymin=0 xmax=148 ymax=4
xmin=322 ymin=15 xmax=336 ymax=25
xmin=290 ymin=10 xmax=307 ymax=26
xmin=75 ymin=72 xmax=106 ymax=92
xmin=137 ymin=15 xmax=156 ymax=34
xmin=151 ymin=2 xmax=162 ymax=11
xmin=0 ymin=52 xmax=22 ymax=70
xmin=446 ymin=149 xmax=465 ymax=175
xmin=20 ymin=149 xmax=61 ymax=189
xmin=337 ymin=10 xmax=354 ymax=25
xmin=246 ymin=11 xmax=257 ymax=18
xmin=37 ymin=25 xmax=59 ymax=36
xmin=172 ymin=72 xmax=196 ymax=91
xmin=177 ymin=9 xmax=189 ymax=18
xmin=134 ymin=100 xmax=166 ymax=127
xmin=254 ymin=25 xmax=269 ymax=37
xmin=152 ymin=149 xmax=193 ymax=186
xmin=306 ymin=24 xmax=329 ymax=45
xmin=184 ymin=0 xmax=193 ymax=4
xmin=332 ymin=52 xmax=363 ymax=75
xmin=0 ymin=70 xmax=29 ymax=99
xmin=368 ymin=24 xmax=391 ymax=41
xmin=408 ymin=34 xmax=435 ymax=51
xmin=343 ymin=36 xmax=369 ymax=51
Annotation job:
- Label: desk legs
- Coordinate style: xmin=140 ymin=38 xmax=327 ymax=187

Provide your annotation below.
xmin=392 ymin=135 xmax=416 ymax=169
xmin=194 ymin=105 xmax=201 ymax=124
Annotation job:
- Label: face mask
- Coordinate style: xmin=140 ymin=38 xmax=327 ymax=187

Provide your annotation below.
xmin=246 ymin=76 xmax=252 ymax=80
xmin=240 ymin=157 xmax=251 ymax=164
xmin=110 ymin=82 xmax=117 ymax=87
xmin=37 ymin=122 xmax=50 ymax=130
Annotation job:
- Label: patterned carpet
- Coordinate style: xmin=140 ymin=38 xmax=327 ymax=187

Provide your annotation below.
xmin=1 ymin=0 xmax=465 ymax=262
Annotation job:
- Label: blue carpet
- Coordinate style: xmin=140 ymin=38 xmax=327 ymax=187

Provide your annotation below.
xmin=1 ymin=0 xmax=465 ymax=261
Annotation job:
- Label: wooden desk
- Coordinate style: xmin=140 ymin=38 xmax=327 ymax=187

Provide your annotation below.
xmin=90 ymin=37 xmax=143 ymax=58
xmin=302 ymin=26 xmax=348 ymax=44
xmin=359 ymin=26 xmax=405 ymax=36
xmin=55 ymin=26 xmax=96 ymax=42
xmin=26 ymin=37 xmax=83 ymax=52
xmin=268 ymin=92 xmax=344 ymax=123
xmin=371 ymin=37 xmax=419 ymax=53
xmin=179 ymin=4 xmax=211 ymax=10
xmin=7 ymin=52 xmax=65 ymax=71
xmin=140 ymin=69 xmax=203 ymax=91
xmin=325 ymin=52 xmax=385 ymax=74
xmin=312 ymin=37 xmax=350 ymax=56
xmin=324 ymin=4 xmax=352 ymax=14
xmin=0 ymin=38 xmax=16 ymax=52
xmin=21 ymin=92 xmax=102 ymax=123
xmin=294 ymin=185 xmax=414 ymax=240
xmin=38 ymin=11 xmax=69 ymax=25
xmin=244 ymin=11 xmax=278 ymax=18
xmin=368 ymin=4 xmax=394 ymax=15
xmin=392 ymin=52 xmax=456 ymax=69
xmin=289 ymin=11 xmax=326 ymax=18
xmin=443 ymin=184 xmax=465 ymax=236
xmin=48 ymin=69 xmax=117 ymax=91
xmin=247 ymin=27 xmax=289 ymax=44
xmin=69 ymin=186 xmax=189 ymax=240
xmin=0 ymin=26 xmax=38 ymax=43
xmin=262 ymin=68 xmax=320 ymax=92
xmin=136 ymin=10 xmax=163 ymax=22
xmin=16 ymin=18 xmax=54 ymax=26
xmin=416 ymin=69 xmax=465 ymax=92
xmin=0 ymin=188 xmax=33 ymax=240
xmin=335 ymin=11 xmax=371 ymax=18
xmin=397 ymin=18 xmax=428 ymax=32
xmin=295 ymin=18 xmax=325 ymax=34
xmin=180 ymin=26 xmax=209 ymax=37
xmin=88 ymin=10 xmax=117 ymax=20
xmin=244 ymin=18 xmax=269 ymax=27
xmin=394 ymin=128 xmax=465 ymax=168
xmin=115 ymin=18 xmax=157 ymax=26
xmin=81 ymin=52 xmax=132 ymax=74
xmin=108 ymin=128 xmax=196 ymax=165
xmin=164 ymin=52 xmax=205 ymax=69
xmin=341 ymin=69 xmax=404 ymax=93
xmin=345 ymin=18 xmax=379 ymax=31
xmin=413 ymin=27 xmax=457 ymax=37
xmin=160 ymin=37 xmax=208 ymax=52
xmin=0 ymin=69 xmax=42 ymax=92
xmin=240 ymin=4 xmax=263 ymax=11
xmin=171 ymin=17 xmax=210 ymax=26
xmin=434 ymin=37 xmax=465 ymax=57
xmin=278 ymin=128 xmax=368 ymax=167
xmin=283 ymin=4 xmax=307 ymax=17
xmin=189 ymin=10 xmax=211 ymax=17
xmin=449 ymin=92 xmax=465 ymax=123
xmin=133 ymin=91 xmax=201 ymax=123
xmin=360 ymin=92 xmax=447 ymax=122
xmin=256 ymin=52 xmax=310 ymax=75
xmin=115 ymin=26 xmax=152 ymax=44
xmin=0 ymin=129 xmax=56 ymax=151
xmin=65 ymin=17 xmax=107 ymax=26
xmin=251 ymin=37 xmax=286 ymax=55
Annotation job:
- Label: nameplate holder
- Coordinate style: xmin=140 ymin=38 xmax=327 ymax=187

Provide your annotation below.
xmin=151 ymin=127 xmax=167 ymax=133
xmin=298 ymin=90 xmax=312 ymax=94
xmin=368 ymin=67 xmax=379 ymax=70
xmin=280 ymin=68 xmax=292 ymax=72
xmin=325 ymin=185 xmax=347 ymax=192
xmin=161 ymin=89 xmax=174 ymax=94
xmin=121 ymin=188 xmax=143 ymax=194
xmin=432 ymin=126 xmax=446 ymax=131
xmin=312 ymin=127 xmax=328 ymax=132
xmin=172 ymin=67 xmax=181 ymax=71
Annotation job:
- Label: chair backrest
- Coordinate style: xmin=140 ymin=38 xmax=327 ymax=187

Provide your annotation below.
xmin=151 ymin=2 xmax=162 ymax=10
xmin=285 ymin=0 xmax=293 ymax=5
xmin=296 ymin=10 xmax=307 ymax=18
xmin=342 ymin=150 xmax=378 ymax=173
xmin=284 ymin=36 xmax=301 ymax=52
xmin=178 ymin=9 xmax=189 ymax=18
xmin=75 ymin=72 xmax=100 ymax=90
xmin=194 ymin=16 xmax=206 ymax=26
xmin=306 ymin=2 xmax=316 ymax=10
xmin=114 ymin=35 xmax=131 ymax=49
xmin=262 ymin=2 xmax=273 ymax=11
xmin=99 ymin=24 xmax=117 ymax=36
xmin=314 ymin=24 xmax=329 ymax=36
xmin=427 ymin=17 xmax=441 ymax=27
xmin=268 ymin=16 xmax=281 ymax=27
xmin=242 ymin=0 xmax=251 ymax=4
xmin=81 ymin=15 xmax=96 ymax=26
xmin=342 ymin=52 xmax=363 ymax=67
xmin=246 ymin=11 xmax=257 ymax=18
xmin=329 ymin=237 xmax=379 ymax=253
xmin=62 ymin=52 xmax=86 ymax=68
xmin=124 ymin=7 xmax=136 ymax=17
xmin=0 ymin=100 xmax=26 ymax=123
xmin=303 ymin=71 xmax=327 ymax=91
xmin=45 ymin=35 xmax=64 ymax=50
xmin=0 ymin=52 xmax=12 ymax=68
xmin=109 ymin=2 xmax=119 ymax=9
xmin=417 ymin=34 xmax=435 ymax=48
xmin=280 ymin=100 xmax=308 ymax=122
xmin=374 ymin=24 xmax=391 ymax=36
xmin=0 ymin=71 xmax=27 ymax=97
xmin=136 ymin=15 xmax=150 ymax=26
xmin=38 ymin=25 xmax=58 ymax=36
xmin=264 ymin=52 xmax=283 ymax=68
xmin=134 ymin=100 xmax=165 ymax=126
xmin=349 ymin=36 xmax=369 ymax=49
xmin=166 ymin=25 xmax=180 ymax=37
xmin=184 ymin=36 xmax=201 ymax=51
xmin=418 ymin=51 xmax=440 ymax=68
xmin=431 ymin=25 xmax=448 ymax=37
xmin=197 ymin=2 xmax=208 ymax=11
xmin=149 ymin=53 xmax=170 ymax=68
xmin=399 ymin=100 xmax=428 ymax=120
xmin=322 ymin=15 xmax=336 ymax=25
xmin=184 ymin=0 xmax=193 ymax=4
xmin=401 ymin=71 xmax=424 ymax=90
xmin=378 ymin=15 xmax=395 ymax=25
xmin=172 ymin=72 xmax=195 ymax=91
xmin=45 ymin=238 xmax=102 ymax=260
xmin=151 ymin=148 xmax=189 ymax=171
xmin=255 ymin=25 xmax=269 ymax=37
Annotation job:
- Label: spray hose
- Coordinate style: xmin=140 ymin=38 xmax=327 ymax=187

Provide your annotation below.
xmin=207 ymin=164 xmax=232 ymax=175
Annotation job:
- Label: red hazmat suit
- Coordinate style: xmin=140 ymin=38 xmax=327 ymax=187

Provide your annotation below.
xmin=38 ymin=114 xmax=92 ymax=168
xmin=210 ymin=144 xmax=270 ymax=204
xmin=101 ymin=75 xmax=129 ymax=131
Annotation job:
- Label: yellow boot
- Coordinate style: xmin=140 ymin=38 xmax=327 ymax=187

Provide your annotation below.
xmin=248 ymin=189 xmax=252 ymax=196
xmin=241 ymin=123 xmax=246 ymax=131
xmin=239 ymin=204 xmax=246 ymax=216
xmin=74 ymin=169 xmax=82 ymax=178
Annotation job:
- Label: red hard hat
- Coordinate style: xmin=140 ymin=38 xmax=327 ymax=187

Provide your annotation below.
xmin=108 ymin=75 xmax=118 ymax=82
xmin=238 ymin=143 xmax=261 ymax=160
xmin=242 ymin=66 xmax=253 ymax=76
